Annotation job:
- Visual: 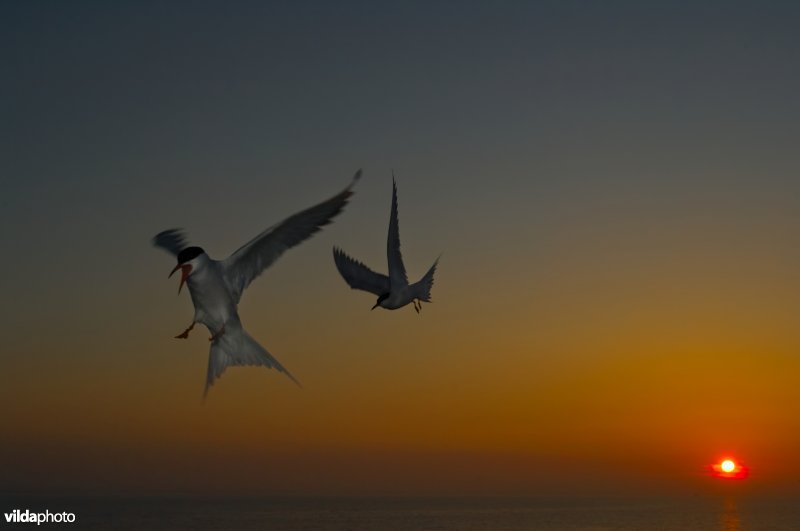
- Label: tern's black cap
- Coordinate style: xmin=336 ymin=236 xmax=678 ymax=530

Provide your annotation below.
xmin=177 ymin=246 xmax=205 ymax=264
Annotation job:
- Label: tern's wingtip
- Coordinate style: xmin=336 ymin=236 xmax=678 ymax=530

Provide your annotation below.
xmin=286 ymin=372 xmax=303 ymax=388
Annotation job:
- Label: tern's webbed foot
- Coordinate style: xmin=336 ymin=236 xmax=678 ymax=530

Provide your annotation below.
xmin=175 ymin=322 xmax=195 ymax=339
xmin=209 ymin=324 xmax=226 ymax=342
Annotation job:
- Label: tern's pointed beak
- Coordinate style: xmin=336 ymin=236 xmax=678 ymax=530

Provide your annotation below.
xmin=169 ymin=264 xmax=192 ymax=293
xmin=371 ymin=302 xmax=379 ymax=310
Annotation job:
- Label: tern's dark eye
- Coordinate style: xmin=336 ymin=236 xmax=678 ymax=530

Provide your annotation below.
xmin=177 ymin=246 xmax=204 ymax=264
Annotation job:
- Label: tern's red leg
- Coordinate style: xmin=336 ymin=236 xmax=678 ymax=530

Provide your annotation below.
xmin=175 ymin=322 xmax=195 ymax=339
xmin=209 ymin=324 xmax=226 ymax=342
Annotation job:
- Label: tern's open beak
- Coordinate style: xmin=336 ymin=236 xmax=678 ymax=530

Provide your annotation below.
xmin=169 ymin=264 xmax=192 ymax=293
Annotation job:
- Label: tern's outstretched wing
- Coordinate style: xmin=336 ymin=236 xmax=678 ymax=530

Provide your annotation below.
xmin=387 ymin=176 xmax=408 ymax=289
xmin=333 ymin=247 xmax=390 ymax=296
xmin=222 ymin=170 xmax=361 ymax=303
xmin=152 ymin=228 xmax=189 ymax=256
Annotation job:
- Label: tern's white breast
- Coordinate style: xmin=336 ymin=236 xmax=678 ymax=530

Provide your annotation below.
xmin=381 ymin=288 xmax=413 ymax=310
xmin=186 ymin=263 xmax=237 ymax=329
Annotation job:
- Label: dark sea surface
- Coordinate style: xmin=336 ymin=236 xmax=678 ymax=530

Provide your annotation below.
xmin=2 ymin=496 xmax=799 ymax=530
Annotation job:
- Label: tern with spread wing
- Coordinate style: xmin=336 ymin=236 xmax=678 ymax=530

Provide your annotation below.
xmin=153 ymin=170 xmax=361 ymax=395
xmin=333 ymin=176 xmax=438 ymax=313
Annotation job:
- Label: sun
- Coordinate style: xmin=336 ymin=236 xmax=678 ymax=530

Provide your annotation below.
xmin=711 ymin=457 xmax=748 ymax=479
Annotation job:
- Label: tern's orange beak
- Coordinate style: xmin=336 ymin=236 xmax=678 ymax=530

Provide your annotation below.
xmin=169 ymin=264 xmax=192 ymax=293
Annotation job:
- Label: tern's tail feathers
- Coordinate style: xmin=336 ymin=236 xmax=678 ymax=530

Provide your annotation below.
xmin=205 ymin=323 xmax=301 ymax=397
xmin=412 ymin=258 xmax=439 ymax=303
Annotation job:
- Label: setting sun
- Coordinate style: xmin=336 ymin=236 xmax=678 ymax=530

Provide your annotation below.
xmin=711 ymin=458 xmax=749 ymax=480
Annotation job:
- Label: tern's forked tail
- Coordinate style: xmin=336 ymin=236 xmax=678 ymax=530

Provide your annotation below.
xmin=412 ymin=258 xmax=439 ymax=303
xmin=204 ymin=320 xmax=301 ymax=397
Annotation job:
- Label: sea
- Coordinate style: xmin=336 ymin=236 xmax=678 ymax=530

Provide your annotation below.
xmin=2 ymin=496 xmax=799 ymax=530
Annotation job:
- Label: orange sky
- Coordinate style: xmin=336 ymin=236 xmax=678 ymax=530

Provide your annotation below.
xmin=3 ymin=189 xmax=799 ymax=496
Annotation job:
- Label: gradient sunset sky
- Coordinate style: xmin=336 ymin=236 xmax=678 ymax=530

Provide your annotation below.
xmin=2 ymin=1 xmax=800 ymax=498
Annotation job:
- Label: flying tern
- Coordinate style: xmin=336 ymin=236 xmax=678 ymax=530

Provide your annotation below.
xmin=333 ymin=176 xmax=438 ymax=312
xmin=153 ymin=170 xmax=361 ymax=395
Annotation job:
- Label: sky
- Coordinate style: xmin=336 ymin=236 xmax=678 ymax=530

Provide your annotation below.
xmin=2 ymin=1 xmax=800 ymax=498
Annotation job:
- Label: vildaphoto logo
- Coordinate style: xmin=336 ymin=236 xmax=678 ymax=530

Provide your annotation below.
xmin=4 ymin=509 xmax=76 ymax=525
